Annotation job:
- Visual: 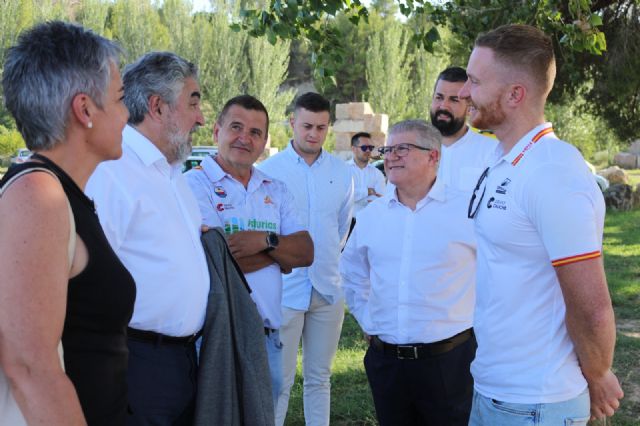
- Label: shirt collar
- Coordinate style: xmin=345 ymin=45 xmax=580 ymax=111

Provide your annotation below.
xmin=123 ymin=125 xmax=171 ymax=168
xmin=384 ymin=178 xmax=446 ymax=208
xmin=284 ymin=140 xmax=327 ymax=165
xmin=501 ymin=122 xmax=554 ymax=166
xmin=201 ymin=154 xmax=272 ymax=191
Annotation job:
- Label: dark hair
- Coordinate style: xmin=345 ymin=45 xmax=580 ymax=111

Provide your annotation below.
xmin=475 ymin=24 xmax=555 ymax=95
xmin=351 ymin=132 xmax=372 ymax=147
xmin=123 ymin=52 xmax=198 ymax=125
xmin=2 ymin=21 xmax=121 ymax=150
xmin=436 ymin=66 xmax=468 ymax=84
xmin=217 ymin=95 xmax=270 ymax=135
xmin=293 ymin=92 xmax=330 ymax=113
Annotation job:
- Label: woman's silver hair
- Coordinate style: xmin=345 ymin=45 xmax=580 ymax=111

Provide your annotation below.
xmin=2 ymin=21 xmax=122 ymax=151
xmin=122 ymin=52 xmax=198 ymax=125
xmin=388 ymin=119 xmax=442 ymax=152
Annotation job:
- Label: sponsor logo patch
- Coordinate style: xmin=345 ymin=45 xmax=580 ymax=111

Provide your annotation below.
xmin=496 ymin=178 xmax=511 ymax=194
xmin=214 ymin=186 xmax=227 ymax=198
xmin=216 ymin=203 xmax=234 ymax=212
xmin=264 ymin=195 xmax=274 ymax=205
xmin=487 ymin=197 xmax=507 ymax=210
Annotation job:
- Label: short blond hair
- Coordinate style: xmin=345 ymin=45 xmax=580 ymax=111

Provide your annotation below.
xmin=475 ymin=24 xmax=556 ymax=96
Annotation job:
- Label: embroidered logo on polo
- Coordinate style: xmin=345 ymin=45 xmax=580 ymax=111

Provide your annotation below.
xmin=487 ymin=197 xmax=507 ymax=210
xmin=223 ymin=217 xmax=277 ymax=235
xmin=264 ymin=196 xmax=274 ymax=205
xmin=216 ymin=203 xmax=234 ymax=212
xmin=214 ymin=186 xmax=227 ymax=198
xmin=496 ymin=178 xmax=511 ymax=195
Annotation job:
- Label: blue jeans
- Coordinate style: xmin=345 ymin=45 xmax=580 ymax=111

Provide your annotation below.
xmin=265 ymin=329 xmax=283 ymax=410
xmin=469 ymin=389 xmax=590 ymax=425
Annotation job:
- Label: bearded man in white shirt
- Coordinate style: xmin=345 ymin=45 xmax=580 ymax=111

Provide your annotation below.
xmin=459 ymin=24 xmax=623 ymax=424
xmin=340 ymin=120 xmax=477 ymax=425
xmin=86 ymin=52 xmax=209 ymax=425
xmin=258 ymin=92 xmax=354 ymax=426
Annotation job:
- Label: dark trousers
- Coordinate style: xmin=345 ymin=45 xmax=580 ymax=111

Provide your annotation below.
xmin=125 ymin=338 xmax=198 ymax=426
xmin=364 ymin=333 xmax=477 ymax=426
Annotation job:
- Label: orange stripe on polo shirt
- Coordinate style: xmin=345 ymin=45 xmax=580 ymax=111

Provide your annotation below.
xmin=551 ymin=250 xmax=601 ymax=267
xmin=511 ymin=127 xmax=555 ymax=166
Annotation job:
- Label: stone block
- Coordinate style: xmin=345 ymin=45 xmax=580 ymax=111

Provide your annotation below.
xmin=604 ymin=183 xmax=633 ymax=211
xmin=347 ymin=102 xmax=373 ymax=120
xmin=335 ymin=103 xmax=350 ymax=120
xmin=334 ymin=132 xmax=353 ymax=151
xmin=364 ymin=113 xmax=389 ymax=134
xmin=613 ymin=152 xmax=638 ymax=170
xmin=333 ymin=119 xmax=365 ymax=133
xmin=599 ymin=165 xmax=629 ymax=185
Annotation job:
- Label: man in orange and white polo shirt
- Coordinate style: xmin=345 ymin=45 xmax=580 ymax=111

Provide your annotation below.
xmin=459 ymin=24 xmax=623 ymax=424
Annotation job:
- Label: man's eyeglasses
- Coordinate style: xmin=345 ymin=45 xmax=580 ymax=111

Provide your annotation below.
xmin=468 ymin=167 xmax=490 ymax=219
xmin=377 ymin=143 xmax=432 ymax=158
xmin=358 ymin=145 xmax=375 ymax=152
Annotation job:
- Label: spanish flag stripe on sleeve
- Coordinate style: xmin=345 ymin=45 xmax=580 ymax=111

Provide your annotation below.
xmin=551 ymin=251 xmax=601 ymax=267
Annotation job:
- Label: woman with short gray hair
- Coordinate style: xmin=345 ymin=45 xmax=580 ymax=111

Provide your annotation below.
xmin=0 ymin=21 xmax=135 ymax=425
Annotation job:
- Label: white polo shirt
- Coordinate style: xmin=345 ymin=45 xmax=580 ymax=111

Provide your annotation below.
xmin=472 ymin=122 xmax=605 ymax=403
xmin=185 ymin=156 xmax=305 ymax=329
xmin=439 ymin=127 xmax=499 ymax=193
xmin=340 ymin=180 xmax=476 ymax=344
xmin=86 ymin=125 xmax=210 ymax=337
xmin=346 ymin=160 xmax=386 ymax=215
xmin=258 ymin=142 xmax=354 ymax=309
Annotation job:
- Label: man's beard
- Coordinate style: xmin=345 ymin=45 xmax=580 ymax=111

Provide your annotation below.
xmin=430 ymin=109 xmax=466 ymax=137
xmin=469 ymin=96 xmax=505 ymax=131
xmin=166 ymin=121 xmax=195 ymax=164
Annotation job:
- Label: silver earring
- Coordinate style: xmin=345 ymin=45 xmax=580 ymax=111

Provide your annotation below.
xmin=88 ymin=121 xmax=93 ymax=129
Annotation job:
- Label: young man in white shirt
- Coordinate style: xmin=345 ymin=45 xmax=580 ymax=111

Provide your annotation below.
xmin=258 ymin=93 xmax=354 ymax=426
xmin=347 ymin=132 xmax=386 ymax=214
xmin=430 ymin=66 xmax=498 ymax=193
xmin=459 ymin=24 xmax=623 ymax=424
xmin=340 ymin=120 xmax=477 ymax=425
xmin=86 ymin=52 xmax=210 ymax=425
xmin=184 ymin=95 xmax=313 ymax=409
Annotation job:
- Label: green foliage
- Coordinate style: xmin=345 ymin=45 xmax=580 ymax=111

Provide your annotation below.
xmin=0 ymin=125 xmax=25 ymax=156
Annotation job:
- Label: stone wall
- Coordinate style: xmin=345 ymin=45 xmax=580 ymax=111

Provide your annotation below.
xmin=333 ymin=102 xmax=388 ymax=161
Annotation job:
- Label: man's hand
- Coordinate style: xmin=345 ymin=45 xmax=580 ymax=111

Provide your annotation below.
xmin=587 ymin=369 xmax=624 ymax=420
xmin=226 ymin=230 xmax=267 ymax=258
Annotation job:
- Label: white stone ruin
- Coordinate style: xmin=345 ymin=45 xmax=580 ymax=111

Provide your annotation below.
xmin=332 ymin=102 xmax=388 ymax=161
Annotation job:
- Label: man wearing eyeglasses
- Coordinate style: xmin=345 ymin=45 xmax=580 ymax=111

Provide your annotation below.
xmin=459 ymin=25 xmax=623 ymax=424
xmin=340 ymin=120 xmax=477 ymax=425
xmin=346 ymin=132 xmax=386 ymax=237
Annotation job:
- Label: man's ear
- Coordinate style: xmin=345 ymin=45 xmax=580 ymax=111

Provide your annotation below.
xmin=507 ymin=84 xmax=526 ymax=106
xmin=213 ymin=122 xmax=220 ymax=144
xmin=289 ymin=113 xmax=295 ymax=129
xmin=147 ymin=95 xmax=164 ymax=122
xmin=70 ymin=92 xmax=93 ymax=129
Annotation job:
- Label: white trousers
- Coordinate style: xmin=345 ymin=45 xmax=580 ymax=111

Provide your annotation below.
xmin=275 ymin=289 xmax=345 ymax=426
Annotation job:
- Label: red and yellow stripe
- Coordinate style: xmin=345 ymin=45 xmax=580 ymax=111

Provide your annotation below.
xmin=551 ymin=250 xmax=601 ymax=267
xmin=511 ymin=127 xmax=555 ymax=166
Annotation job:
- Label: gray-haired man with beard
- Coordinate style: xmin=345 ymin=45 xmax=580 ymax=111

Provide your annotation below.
xmin=430 ymin=66 xmax=498 ymax=193
xmin=86 ymin=52 xmax=209 ymax=425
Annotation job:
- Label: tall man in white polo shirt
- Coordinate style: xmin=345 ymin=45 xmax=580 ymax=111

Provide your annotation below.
xmin=86 ymin=52 xmax=209 ymax=425
xmin=340 ymin=120 xmax=477 ymax=425
xmin=459 ymin=24 xmax=623 ymax=424
xmin=184 ymin=95 xmax=314 ymax=408
xmin=347 ymin=132 xmax=386 ymax=215
xmin=430 ymin=66 xmax=498 ymax=193
xmin=259 ymin=92 xmax=354 ymax=426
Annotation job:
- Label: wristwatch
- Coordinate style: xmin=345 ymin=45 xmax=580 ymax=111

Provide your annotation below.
xmin=265 ymin=231 xmax=279 ymax=252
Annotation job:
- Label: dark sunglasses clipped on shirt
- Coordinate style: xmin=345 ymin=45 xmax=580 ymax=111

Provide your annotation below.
xmin=359 ymin=145 xmax=375 ymax=152
xmin=468 ymin=167 xmax=490 ymax=219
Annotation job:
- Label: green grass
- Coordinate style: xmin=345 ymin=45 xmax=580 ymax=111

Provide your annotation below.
xmin=283 ymin=209 xmax=640 ymax=425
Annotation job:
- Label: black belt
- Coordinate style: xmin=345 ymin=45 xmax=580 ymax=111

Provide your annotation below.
xmin=264 ymin=327 xmax=277 ymax=336
xmin=370 ymin=328 xmax=473 ymax=360
xmin=127 ymin=327 xmax=202 ymax=346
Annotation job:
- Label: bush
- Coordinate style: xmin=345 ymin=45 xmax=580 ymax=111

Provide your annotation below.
xmin=0 ymin=126 xmax=25 ymax=157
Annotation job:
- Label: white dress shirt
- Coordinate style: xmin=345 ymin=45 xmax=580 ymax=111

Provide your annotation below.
xmin=472 ymin=123 xmax=604 ymax=403
xmin=340 ymin=181 xmax=476 ymax=344
xmin=258 ymin=142 xmax=354 ymax=309
xmin=347 ymin=160 xmax=386 ymax=215
xmin=86 ymin=125 xmax=210 ymax=336
xmin=185 ymin=156 xmax=305 ymax=329
xmin=439 ymin=127 xmax=499 ymax=193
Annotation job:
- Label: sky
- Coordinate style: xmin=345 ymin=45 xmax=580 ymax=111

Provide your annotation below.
xmin=192 ymin=0 xmax=212 ymax=12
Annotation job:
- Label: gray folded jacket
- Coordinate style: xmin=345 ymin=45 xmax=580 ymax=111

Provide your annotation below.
xmin=195 ymin=228 xmax=275 ymax=426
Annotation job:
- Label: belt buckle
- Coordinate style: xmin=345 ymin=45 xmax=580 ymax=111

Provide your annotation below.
xmin=397 ymin=345 xmax=418 ymax=360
